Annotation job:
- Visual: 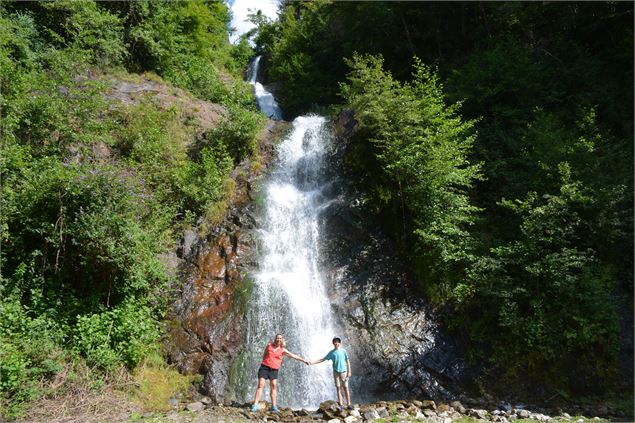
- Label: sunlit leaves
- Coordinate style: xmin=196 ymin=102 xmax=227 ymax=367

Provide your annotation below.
xmin=341 ymin=53 xmax=481 ymax=290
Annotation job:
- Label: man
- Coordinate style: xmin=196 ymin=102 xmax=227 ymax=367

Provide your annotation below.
xmin=309 ymin=336 xmax=353 ymax=409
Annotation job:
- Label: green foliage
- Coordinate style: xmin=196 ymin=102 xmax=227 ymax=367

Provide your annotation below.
xmin=252 ymin=0 xmax=633 ymax=398
xmin=122 ymin=0 xmax=253 ymax=104
xmin=0 ymin=0 xmax=261 ymax=416
xmin=251 ymin=1 xmax=345 ymax=116
xmin=4 ymin=0 xmax=126 ymax=68
xmin=340 ymin=54 xmax=481 ymax=296
xmin=0 ymin=294 xmax=67 ymax=417
xmin=461 ymin=166 xmax=621 ymax=388
xmin=74 ymin=302 xmax=159 ymax=370
xmin=178 ymin=144 xmax=234 ymax=216
xmin=252 ymin=1 xmax=633 ymax=400
xmin=2 ymin=159 xmax=171 ymax=309
xmin=161 ymin=54 xmax=229 ymax=102
xmin=42 ymin=0 xmax=126 ymax=67
xmin=126 ymin=1 xmax=230 ymax=71
xmin=206 ymin=104 xmax=266 ymax=164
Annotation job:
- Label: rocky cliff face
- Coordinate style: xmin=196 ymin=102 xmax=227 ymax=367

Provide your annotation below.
xmin=165 ymin=120 xmax=287 ymax=402
xmin=316 ymin=109 xmax=467 ymax=401
xmin=166 ymin=111 xmax=467 ymax=403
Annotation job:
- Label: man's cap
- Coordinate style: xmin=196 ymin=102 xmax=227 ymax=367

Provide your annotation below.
xmin=332 ymin=337 xmax=341 ymax=343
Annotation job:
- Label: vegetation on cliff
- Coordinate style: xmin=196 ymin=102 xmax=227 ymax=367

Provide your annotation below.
xmin=0 ymin=0 xmax=262 ymax=418
xmin=251 ymin=1 xmax=633 ymax=401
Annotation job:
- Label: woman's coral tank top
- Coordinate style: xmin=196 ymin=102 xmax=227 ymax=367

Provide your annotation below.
xmin=261 ymin=343 xmax=284 ymax=369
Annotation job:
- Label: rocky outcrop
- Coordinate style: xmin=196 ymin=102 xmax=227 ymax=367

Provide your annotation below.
xmin=164 ymin=119 xmax=288 ymax=401
xmin=316 ymin=110 xmax=467 ymax=401
xmin=153 ymin=398 xmax=620 ymax=422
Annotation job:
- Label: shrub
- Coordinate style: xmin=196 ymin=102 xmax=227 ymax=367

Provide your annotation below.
xmin=0 ymin=294 xmax=67 ymax=418
xmin=74 ymin=302 xmax=160 ymax=370
xmin=206 ymin=105 xmax=265 ymax=164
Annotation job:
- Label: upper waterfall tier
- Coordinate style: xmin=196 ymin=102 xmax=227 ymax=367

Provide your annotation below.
xmin=248 ymin=56 xmax=283 ymax=120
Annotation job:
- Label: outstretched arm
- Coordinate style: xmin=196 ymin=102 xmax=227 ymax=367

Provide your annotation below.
xmin=283 ymin=349 xmax=309 ymax=364
xmin=309 ymin=357 xmax=326 ymax=365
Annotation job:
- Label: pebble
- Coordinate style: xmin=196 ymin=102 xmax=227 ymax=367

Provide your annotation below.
xmin=150 ymin=399 xmax=609 ymax=422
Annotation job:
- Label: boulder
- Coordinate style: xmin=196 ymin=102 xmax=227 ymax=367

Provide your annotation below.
xmin=363 ymin=409 xmax=380 ymax=421
xmin=450 ymin=400 xmax=467 ymax=414
xmin=517 ymin=409 xmax=531 ymax=419
xmin=376 ymin=407 xmax=389 ymax=418
xmin=186 ymin=402 xmax=205 ymax=412
xmin=421 ymin=400 xmax=437 ymax=410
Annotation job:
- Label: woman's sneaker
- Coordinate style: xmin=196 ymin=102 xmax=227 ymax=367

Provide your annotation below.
xmin=250 ymin=404 xmax=259 ymax=412
xmin=270 ymin=405 xmax=280 ymax=412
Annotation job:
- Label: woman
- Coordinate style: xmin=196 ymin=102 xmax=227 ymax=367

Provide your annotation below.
xmin=251 ymin=333 xmax=308 ymax=412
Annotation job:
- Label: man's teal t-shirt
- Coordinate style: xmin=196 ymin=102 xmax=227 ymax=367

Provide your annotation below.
xmin=324 ymin=348 xmax=349 ymax=372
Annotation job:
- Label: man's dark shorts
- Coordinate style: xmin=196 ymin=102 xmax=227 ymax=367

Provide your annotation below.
xmin=258 ymin=364 xmax=279 ymax=380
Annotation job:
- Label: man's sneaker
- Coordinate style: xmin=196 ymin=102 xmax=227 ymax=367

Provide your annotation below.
xmin=251 ymin=404 xmax=259 ymax=412
xmin=346 ymin=405 xmax=354 ymax=410
xmin=270 ymin=405 xmax=280 ymax=412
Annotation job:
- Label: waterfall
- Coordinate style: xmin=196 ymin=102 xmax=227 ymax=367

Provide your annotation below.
xmin=247 ymin=56 xmax=283 ymax=120
xmin=239 ymin=57 xmax=340 ymax=409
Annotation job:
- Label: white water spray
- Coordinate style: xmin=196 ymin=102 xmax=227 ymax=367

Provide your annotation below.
xmin=240 ymin=57 xmax=340 ymax=408
xmin=243 ymin=116 xmax=338 ymax=408
xmin=248 ymin=56 xmax=283 ymax=120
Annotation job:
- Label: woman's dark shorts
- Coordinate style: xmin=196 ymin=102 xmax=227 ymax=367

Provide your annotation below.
xmin=258 ymin=364 xmax=279 ymax=380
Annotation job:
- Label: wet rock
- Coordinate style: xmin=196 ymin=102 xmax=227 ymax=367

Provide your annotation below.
xmin=164 ymin=121 xmax=284 ymax=403
xmin=406 ymin=405 xmax=421 ymax=415
xmin=316 ymin=112 xmax=468 ymax=402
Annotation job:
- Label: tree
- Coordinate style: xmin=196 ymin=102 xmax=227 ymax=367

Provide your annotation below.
xmin=340 ymin=54 xmax=481 ymax=300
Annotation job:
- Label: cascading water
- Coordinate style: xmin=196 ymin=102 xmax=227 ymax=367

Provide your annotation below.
xmin=240 ymin=57 xmax=341 ymax=408
xmin=247 ymin=56 xmax=283 ymax=120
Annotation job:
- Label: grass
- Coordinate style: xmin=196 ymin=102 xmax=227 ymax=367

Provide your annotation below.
xmin=132 ymin=352 xmax=194 ymax=412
